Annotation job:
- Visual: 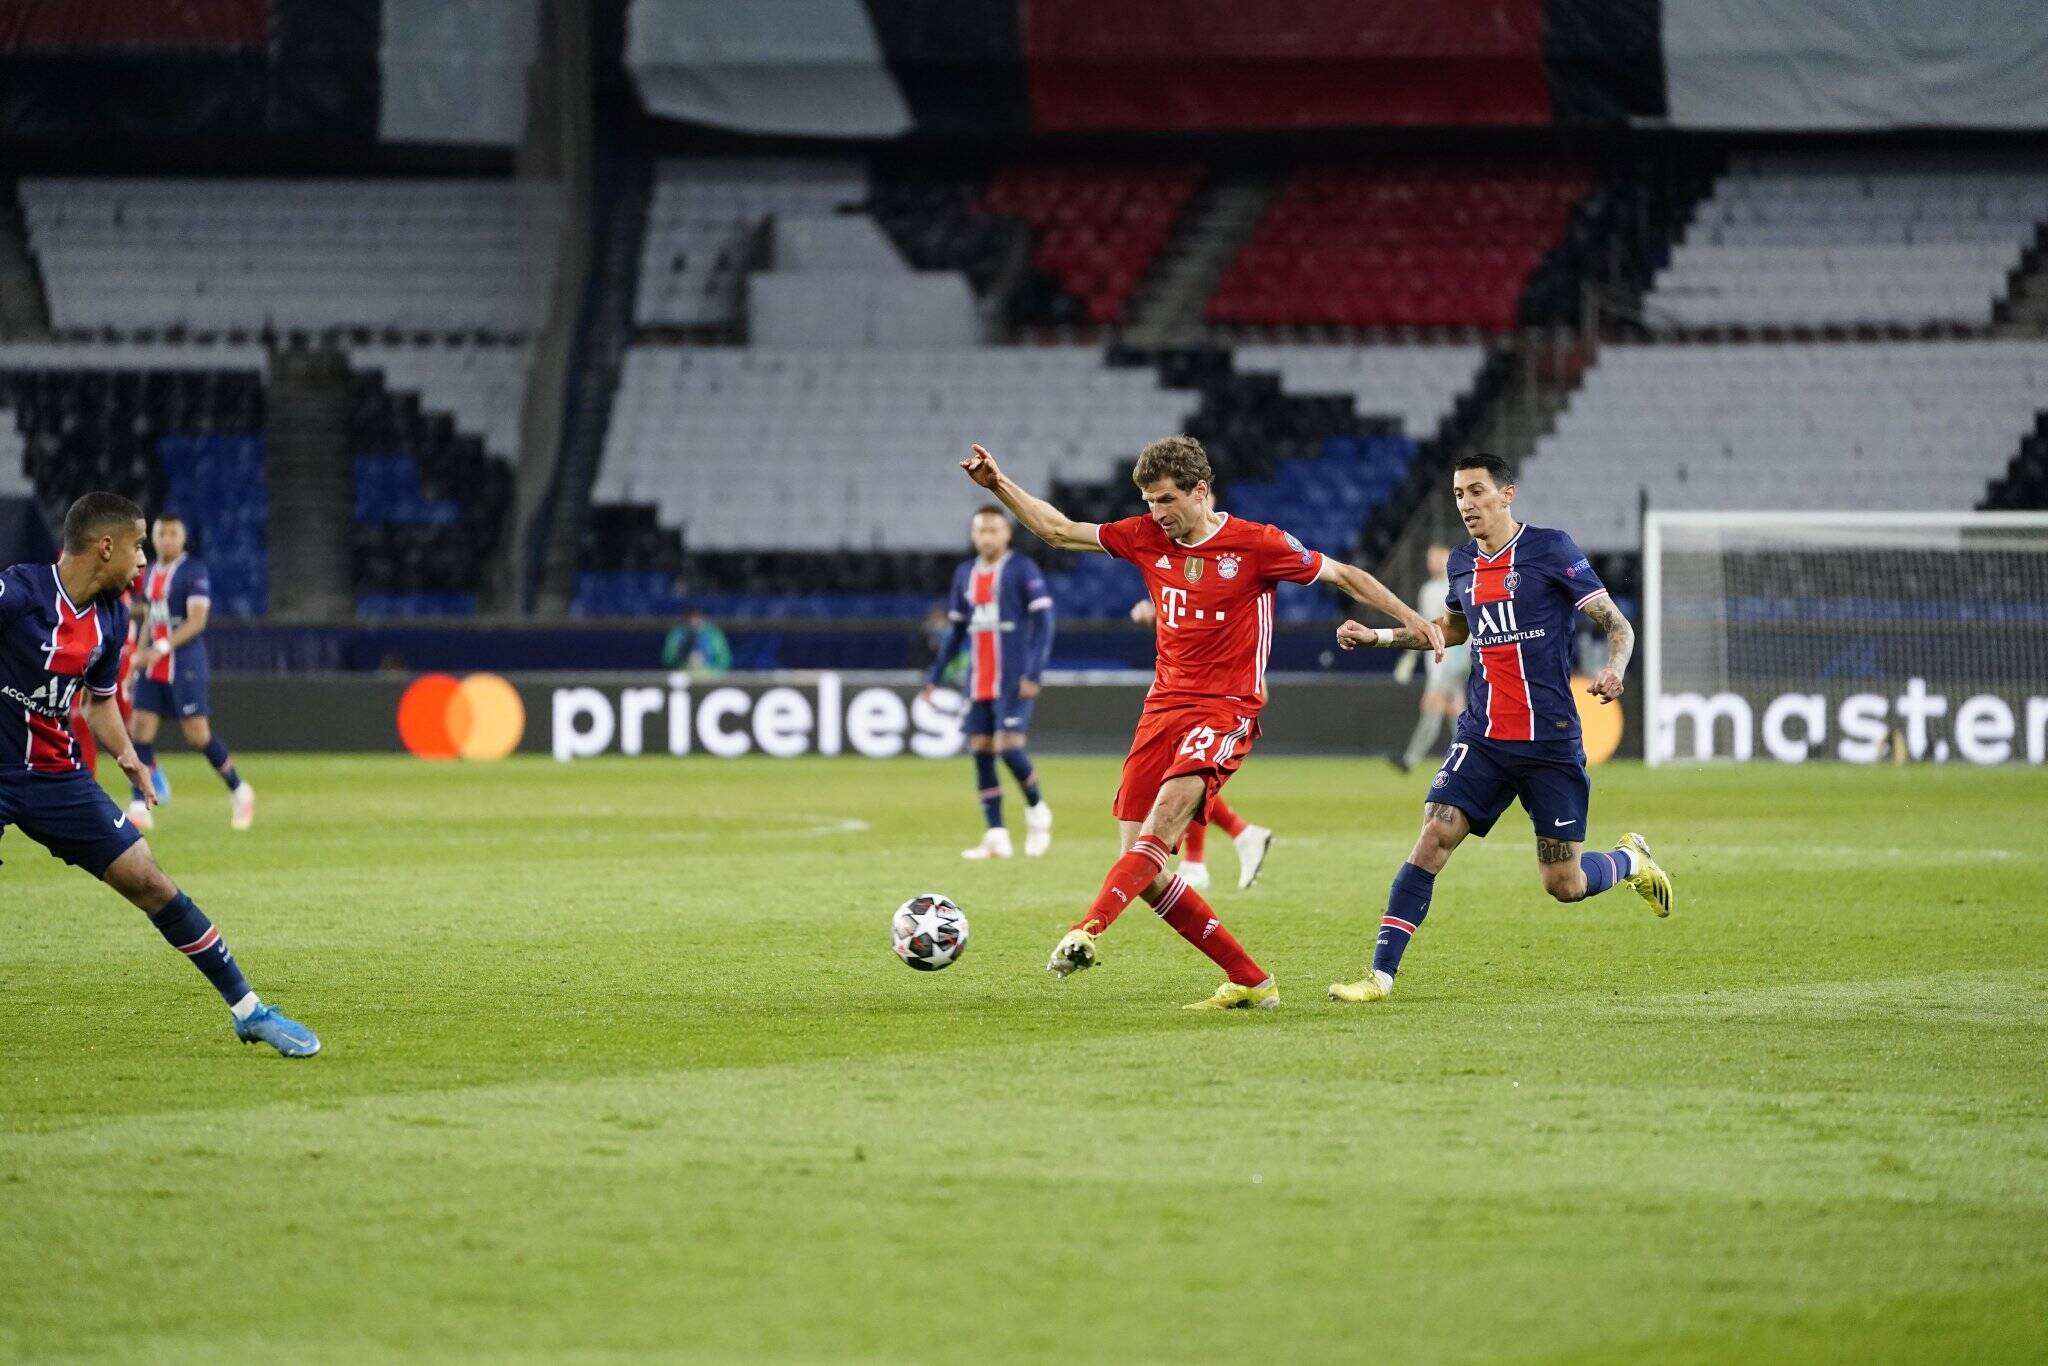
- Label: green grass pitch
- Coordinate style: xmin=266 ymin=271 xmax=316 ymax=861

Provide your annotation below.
xmin=2 ymin=753 xmax=2045 ymax=1362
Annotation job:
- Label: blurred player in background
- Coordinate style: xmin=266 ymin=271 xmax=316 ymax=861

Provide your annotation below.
xmin=964 ymin=437 xmax=1440 ymax=1009
xmin=1391 ymin=542 xmax=1468 ymax=772
xmin=1130 ymin=594 xmax=1273 ymax=889
xmin=126 ymin=514 xmax=252 ymax=832
xmin=919 ymin=506 xmax=1056 ymax=860
xmin=1330 ymin=454 xmax=1672 ymax=1005
xmin=1 ymin=493 xmax=317 ymax=1055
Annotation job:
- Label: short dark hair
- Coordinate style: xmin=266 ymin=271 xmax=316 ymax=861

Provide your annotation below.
xmin=153 ymin=511 xmax=186 ymax=526
xmin=62 ymin=492 xmax=144 ymax=553
xmin=1455 ymin=453 xmax=1515 ymax=488
xmin=972 ymin=504 xmax=1007 ymax=521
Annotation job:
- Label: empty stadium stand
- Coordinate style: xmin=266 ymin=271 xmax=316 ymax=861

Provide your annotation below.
xmin=347 ymin=353 xmax=514 ymax=615
xmin=21 ymin=178 xmax=557 ymax=335
xmin=1646 ymin=153 xmax=2048 ymax=329
xmin=635 ymin=159 xmax=866 ymax=327
xmin=1519 ymin=339 xmax=2048 ymax=551
xmin=977 ymin=163 xmax=1202 ymax=326
xmin=576 ymin=341 xmax=1486 ymax=617
xmin=0 ymin=343 xmax=269 ymax=614
xmin=1209 ymin=160 xmax=1590 ymax=330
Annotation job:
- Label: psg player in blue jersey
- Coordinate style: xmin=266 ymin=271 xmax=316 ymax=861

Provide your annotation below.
xmin=0 ymin=493 xmax=318 ymax=1055
xmin=919 ymin=505 xmax=1056 ymax=860
xmin=1330 ymin=454 xmax=1673 ymax=1004
xmin=126 ymin=512 xmax=255 ymax=832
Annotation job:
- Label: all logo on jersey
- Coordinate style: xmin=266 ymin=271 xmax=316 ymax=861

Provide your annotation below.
xmin=1474 ymin=601 xmax=1521 ymax=636
xmin=1183 ymin=558 xmax=1204 ymax=584
xmin=1502 ymin=570 xmax=1521 ymax=593
xmin=1155 ymin=555 xmax=1171 ymax=569
xmin=1217 ymin=554 xmax=1240 ymax=580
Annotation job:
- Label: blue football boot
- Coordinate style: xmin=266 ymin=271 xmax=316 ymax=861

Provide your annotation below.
xmin=234 ymin=1003 xmax=321 ymax=1057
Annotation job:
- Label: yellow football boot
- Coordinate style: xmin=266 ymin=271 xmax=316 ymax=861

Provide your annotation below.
xmin=1183 ymin=977 xmax=1280 ymax=1010
xmin=1616 ymin=832 xmax=1672 ymax=917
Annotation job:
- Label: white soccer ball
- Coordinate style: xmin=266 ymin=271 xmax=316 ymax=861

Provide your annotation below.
xmin=891 ymin=893 xmax=969 ymax=972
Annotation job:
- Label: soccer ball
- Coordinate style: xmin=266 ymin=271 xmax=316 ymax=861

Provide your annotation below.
xmin=892 ymin=893 xmax=969 ymax=972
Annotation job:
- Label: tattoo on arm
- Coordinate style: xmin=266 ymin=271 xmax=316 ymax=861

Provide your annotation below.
xmin=1386 ymin=614 xmax=1467 ymax=650
xmin=1536 ymin=837 xmax=1576 ymax=864
xmin=1581 ymin=596 xmax=1634 ymax=676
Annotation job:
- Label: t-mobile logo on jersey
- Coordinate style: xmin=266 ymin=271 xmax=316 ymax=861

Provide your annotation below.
xmin=1157 ymin=586 xmax=1190 ymax=630
xmin=1155 ymin=587 xmax=1227 ymax=631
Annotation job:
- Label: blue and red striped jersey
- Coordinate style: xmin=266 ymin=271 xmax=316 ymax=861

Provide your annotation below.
xmin=0 ymin=563 xmax=126 ymax=774
xmin=929 ymin=553 xmax=1055 ymax=701
xmin=1445 ymin=524 xmax=1608 ymax=744
xmin=141 ymin=554 xmax=211 ymax=682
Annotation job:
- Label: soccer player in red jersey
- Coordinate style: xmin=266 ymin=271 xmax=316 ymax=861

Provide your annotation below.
xmin=962 ymin=436 xmax=1442 ymax=1008
xmin=1129 ymin=595 xmax=1273 ymax=890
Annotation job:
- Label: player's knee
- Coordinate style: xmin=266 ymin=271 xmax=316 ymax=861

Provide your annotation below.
xmin=1542 ymin=868 xmax=1586 ymax=903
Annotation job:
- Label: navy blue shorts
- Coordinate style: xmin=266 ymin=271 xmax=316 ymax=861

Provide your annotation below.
xmin=963 ymin=696 xmax=1035 ymax=737
xmin=1427 ymin=733 xmax=1590 ymax=841
xmin=0 ymin=769 xmax=145 ymax=878
xmin=133 ymin=671 xmax=209 ymax=720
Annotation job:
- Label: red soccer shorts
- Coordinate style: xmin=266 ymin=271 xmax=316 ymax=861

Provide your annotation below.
xmin=1113 ymin=698 xmax=1260 ymax=826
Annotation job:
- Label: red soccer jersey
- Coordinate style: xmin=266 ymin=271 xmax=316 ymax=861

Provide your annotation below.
xmin=1099 ymin=512 xmax=1325 ymax=711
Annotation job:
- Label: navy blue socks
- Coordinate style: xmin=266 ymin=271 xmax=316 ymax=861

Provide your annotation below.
xmin=999 ymin=748 xmax=1042 ymax=807
xmin=974 ymin=750 xmax=1003 ymax=828
xmin=149 ymin=892 xmax=255 ymax=1012
xmin=1373 ymin=862 xmax=1436 ymax=978
xmin=203 ymin=737 xmax=243 ymax=792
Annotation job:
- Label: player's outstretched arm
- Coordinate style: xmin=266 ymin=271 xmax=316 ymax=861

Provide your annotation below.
xmin=959 ymin=445 xmax=1101 ymax=553
xmin=1320 ymin=559 xmax=1446 ymax=660
xmin=1580 ymin=594 xmax=1634 ymax=705
xmin=1338 ymin=612 xmax=1467 ymax=653
xmin=83 ymin=692 xmax=155 ymax=806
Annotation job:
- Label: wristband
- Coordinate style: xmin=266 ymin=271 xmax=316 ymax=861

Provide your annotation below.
xmin=1375 ymin=628 xmax=1394 ymax=647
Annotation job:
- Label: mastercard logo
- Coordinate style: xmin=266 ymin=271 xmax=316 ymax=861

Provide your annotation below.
xmin=397 ymin=673 xmax=526 ymax=761
xmin=1571 ymin=674 xmax=1624 ymax=765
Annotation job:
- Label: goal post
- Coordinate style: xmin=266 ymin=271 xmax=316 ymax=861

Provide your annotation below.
xmin=1643 ymin=510 xmax=2048 ymax=766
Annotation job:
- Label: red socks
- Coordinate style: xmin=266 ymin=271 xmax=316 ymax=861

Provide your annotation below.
xmin=1145 ymin=873 xmax=1266 ymax=986
xmin=1210 ymin=798 xmax=1248 ymax=839
xmin=1077 ymin=835 xmax=1170 ymax=933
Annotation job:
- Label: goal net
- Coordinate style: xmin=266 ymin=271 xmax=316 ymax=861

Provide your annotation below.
xmin=1644 ymin=511 xmax=2048 ymax=766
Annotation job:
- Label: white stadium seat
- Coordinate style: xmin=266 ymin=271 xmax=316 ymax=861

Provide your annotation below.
xmin=20 ymin=178 xmax=560 ymax=334
xmin=1646 ymin=153 xmax=2048 ymax=328
xmin=1518 ymin=339 xmax=2048 ymax=551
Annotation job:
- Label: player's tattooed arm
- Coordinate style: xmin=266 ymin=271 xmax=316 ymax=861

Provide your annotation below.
xmin=1536 ymin=837 xmax=1576 ymax=864
xmin=959 ymin=444 xmax=1101 ymax=553
xmin=1580 ymin=595 xmax=1634 ymax=704
xmin=1321 ymin=560 xmax=1445 ymax=659
xmin=1338 ymin=612 xmax=1467 ymax=652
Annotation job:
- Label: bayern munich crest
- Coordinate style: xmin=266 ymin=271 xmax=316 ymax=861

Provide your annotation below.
xmin=1217 ymin=554 xmax=1240 ymax=580
xmin=1503 ymin=570 xmax=1522 ymax=592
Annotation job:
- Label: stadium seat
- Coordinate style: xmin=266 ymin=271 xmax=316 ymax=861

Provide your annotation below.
xmin=20 ymin=178 xmax=557 ymax=335
xmin=1646 ymin=153 xmax=2048 ymax=329
xmin=1520 ymin=339 xmax=2048 ymax=551
xmin=1209 ymin=161 xmax=1589 ymax=330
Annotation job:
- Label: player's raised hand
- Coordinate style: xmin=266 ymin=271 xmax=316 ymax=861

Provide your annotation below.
xmin=1416 ymin=616 xmax=1446 ymax=663
xmin=960 ymin=444 xmax=1003 ymax=489
xmin=1129 ymin=598 xmax=1156 ymax=626
xmin=1587 ymin=667 xmax=1625 ymax=704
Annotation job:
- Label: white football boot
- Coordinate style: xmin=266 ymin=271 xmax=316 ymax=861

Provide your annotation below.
xmin=1023 ymin=801 xmax=1053 ymax=857
xmin=1178 ymin=860 xmax=1211 ymax=890
xmin=230 ymin=783 xmax=255 ymax=831
xmin=1234 ymin=824 xmax=1275 ymax=889
xmin=961 ymin=827 xmax=1013 ymax=860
